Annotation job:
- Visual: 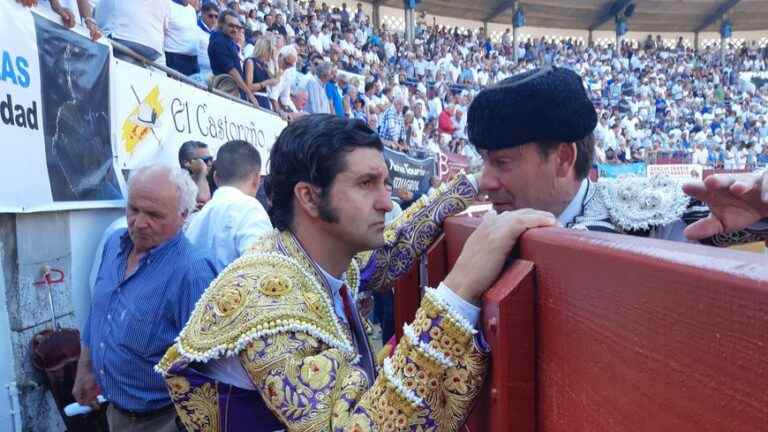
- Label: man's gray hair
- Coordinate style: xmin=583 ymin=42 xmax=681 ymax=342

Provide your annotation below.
xmin=315 ymin=61 xmax=333 ymax=79
xmin=279 ymin=44 xmax=298 ymax=60
xmin=128 ymin=164 xmax=198 ymax=216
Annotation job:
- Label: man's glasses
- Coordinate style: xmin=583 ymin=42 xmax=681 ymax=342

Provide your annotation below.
xmin=197 ymin=156 xmax=214 ymax=164
xmin=206 ymin=13 xmax=219 ymax=19
xmin=227 ymin=22 xmax=244 ymax=30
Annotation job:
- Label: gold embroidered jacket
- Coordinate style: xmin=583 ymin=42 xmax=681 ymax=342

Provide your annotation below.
xmin=157 ymin=175 xmax=488 ymax=432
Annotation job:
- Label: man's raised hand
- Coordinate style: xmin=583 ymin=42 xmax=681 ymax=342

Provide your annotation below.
xmin=682 ymin=171 xmax=768 ymax=240
xmin=444 ymin=209 xmax=556 ymax=304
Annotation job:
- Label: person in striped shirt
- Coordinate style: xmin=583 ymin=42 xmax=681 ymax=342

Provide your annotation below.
xmin=73 ymin=164 xmax=218 ymax=432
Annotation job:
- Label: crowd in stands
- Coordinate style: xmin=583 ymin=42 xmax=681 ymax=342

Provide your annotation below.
xmin=25 ymin=0 xmax=768 ymax=171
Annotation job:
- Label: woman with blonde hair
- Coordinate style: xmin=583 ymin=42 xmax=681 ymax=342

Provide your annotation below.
xmin=244 ymin=37 xmax=279 ymax=110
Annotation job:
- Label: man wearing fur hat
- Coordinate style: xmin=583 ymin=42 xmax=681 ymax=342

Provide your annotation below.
xmin=467 ymin=65 xmax=768 ymax=246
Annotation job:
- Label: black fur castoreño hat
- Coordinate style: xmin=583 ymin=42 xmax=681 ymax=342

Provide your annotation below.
xmin=467 ymin=65 xmax=598 ymax=151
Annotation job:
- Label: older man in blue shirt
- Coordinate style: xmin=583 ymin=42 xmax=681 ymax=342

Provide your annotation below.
xmin=72 ymin=164 xmax=218 ymax=432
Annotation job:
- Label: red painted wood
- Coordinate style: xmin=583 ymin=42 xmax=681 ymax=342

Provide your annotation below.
xmin=442 ymin=216 xmax=536 ymax=432
xmin=444 ymin=215 xmax=482 ymax=270
xmin=466 ymin=260 xmax=537 ymax=432
xmin=393 ymin=263 xmax=419 ymax=342
xmin=393 ymin=234 xmax=447 ymax=341
xmin=519 ymin=228 xmax=768 ymax=432
xmin=425 ymin=234 xmax=446 ymax=288
xmin=397 ymin=217 xmax=768 ymax=431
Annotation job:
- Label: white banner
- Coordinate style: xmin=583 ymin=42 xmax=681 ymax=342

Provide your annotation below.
xmin=0 ymin=2 xmax=50 ymax=212
xmin=112 ymin=60 xmax=286 ymax=174
xmin=1 ymin=2 xmax=123 ymax=212
xmin=647 ymin=164 xmax=704 ymax=180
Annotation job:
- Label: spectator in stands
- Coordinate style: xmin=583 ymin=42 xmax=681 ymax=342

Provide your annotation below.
xmin=268 ymin=11 xmax=288 ymax=37
xmin=291 ymin=87 xmax=310 ymax=113
xmin=186 ymin=140 xmax=271 ymax=268
xmin=438 ymin=103 xmax=457 ymax=138
xmin=270 ymin=44 xmax=300 ymax=114
xmin=244 ymin=37 xmax=279 ymax=110
xmin=758 ymin=145 xmax=768 ymax=165
xmin=604 ymin=147 xmax=620 ymax=164
xmin=427 ymin=87 xmax=443 ymax=121
xmin=724 ymin=143 xmax=737 ymax=170
xmin=27 ymin=0 xmax=99 ymax=39
xmin=165 ymin=0 xmax=200 ymax=76
xmin=73 ymin=164 xmax=217 ymax=432
xmin=194 ymin=1 xmax=220 ymax=82
xmin=305 ymin=61 xmax=333 ymax=114
xmin=378 ymin=94 xmax=406 ymax=145
xmin=367 ymin=111 xmax=380 ymax=132
xmin=94 ymin=0 xmax=170 ymax=63
xmin=326 ymin=67 xmax=345 ymax=117
xmin=179 ymin=141 xmax=213 ymax=208
xmin=209 ymin=9 xmax=258 ymax=105
xmin=21 ymin=0 xmax=102 ymax=39
xmin=692 ymin=143 xmax=710 ymax=166
xmin=307 ymin=25 xmax=324 ymax=54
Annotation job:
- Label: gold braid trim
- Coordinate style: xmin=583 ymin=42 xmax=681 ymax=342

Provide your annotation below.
xmin=156 ymin=237 xmax=356 ymax=374
xmin=417 ymin=292 xmax=474 ymax=348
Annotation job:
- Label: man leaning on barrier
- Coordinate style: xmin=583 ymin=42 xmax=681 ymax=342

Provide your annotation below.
xmin=467 ymin=65 xmax=768 ymax=246
xmin=157 ymin=114 xmax=556 ymax=431
xmin=209 ymin=9 xmax=258 ymax=106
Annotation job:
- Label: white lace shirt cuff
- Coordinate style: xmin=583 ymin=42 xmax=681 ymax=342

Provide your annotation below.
xmin=433 ymin=282 xmax=481 ymax=327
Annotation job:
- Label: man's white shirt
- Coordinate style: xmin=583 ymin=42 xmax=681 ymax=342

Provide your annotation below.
xmin=186 ymin=186 xmax=272 ymax=269
xmin=95 ymin=0 xmax=170 ymax=54
xmin=164 ymin=1 xmax=198 ymax=55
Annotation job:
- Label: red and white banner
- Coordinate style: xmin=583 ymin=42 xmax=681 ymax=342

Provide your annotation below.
xmin=438 ymin=152 xmax=470 ymax=182
xmin=647 ymin=164 xmax=704 ymax=180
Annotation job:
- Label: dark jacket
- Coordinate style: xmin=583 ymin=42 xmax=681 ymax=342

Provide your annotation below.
xmin=208 ymin=31 xmax=241 ymax=77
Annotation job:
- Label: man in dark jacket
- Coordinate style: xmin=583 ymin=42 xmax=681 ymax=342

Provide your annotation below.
xmin=208 ymin=10 xmax=256 ymax=105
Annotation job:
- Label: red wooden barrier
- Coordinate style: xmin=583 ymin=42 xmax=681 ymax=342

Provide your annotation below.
xmin=393 ymin=263 xmax=419 ymax=342
xmin=522 ymin=229 xmax=768 ymax=432
xmin=392 ymin=234 xmax=447 ymax=341
xmin=393 ymin=215 xmax=768 ymax=431
xmin=439 ymin=216 xmax=537 ymax=431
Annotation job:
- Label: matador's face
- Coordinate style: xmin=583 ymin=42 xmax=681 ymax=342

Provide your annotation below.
xmin=319 ymin=148 xmax=394 ymax=253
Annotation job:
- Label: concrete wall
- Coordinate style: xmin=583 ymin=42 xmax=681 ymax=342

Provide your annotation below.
xmin=0 ymin=215 xmax=21 ymax=432
xmin=0 ymin=209 xmax=123 ymax=431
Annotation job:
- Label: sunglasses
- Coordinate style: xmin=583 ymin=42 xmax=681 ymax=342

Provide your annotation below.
xmin=197 ymin=156 xmax=214 ymax=164
xmin=206 ymin=13 xmax=219 ymax=19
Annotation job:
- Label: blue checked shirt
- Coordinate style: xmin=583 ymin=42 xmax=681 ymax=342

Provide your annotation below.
xmin=82 ymin=229 xmax=218 ymax=411
xmin=378 ymin=104 xmax=405 ymax=143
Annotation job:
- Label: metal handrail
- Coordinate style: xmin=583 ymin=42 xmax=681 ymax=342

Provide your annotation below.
xmin=108 ymin=40 xmax=279 ymax=117
xmin=30 ymin=5 xmax=279 ymax=118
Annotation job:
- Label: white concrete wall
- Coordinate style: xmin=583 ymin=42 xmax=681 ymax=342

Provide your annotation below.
xmin=68 ymin=209 xmax=125 ymax=329
xmin=0 ymin=217 xmax=20 ymax=432
xmin=0 ymin=208 xmax=123 ymax=431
